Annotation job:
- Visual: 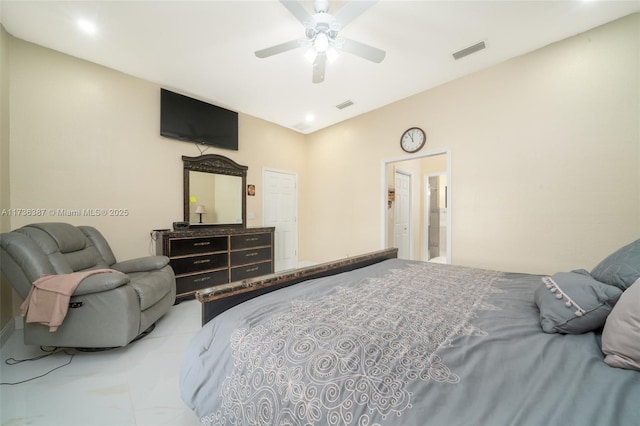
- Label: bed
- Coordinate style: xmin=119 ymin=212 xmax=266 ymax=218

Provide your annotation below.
xmin=180 ymin=243 xmax=640 ymax=426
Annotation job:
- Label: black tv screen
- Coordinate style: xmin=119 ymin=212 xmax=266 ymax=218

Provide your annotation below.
xmin=160 ymin=89 xmax=238 ymax=150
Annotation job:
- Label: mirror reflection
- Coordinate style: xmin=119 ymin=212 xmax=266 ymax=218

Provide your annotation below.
xmin=183 ymin=154 xmax=248 ymax=227
xmin=189 ymin=172 xmax=243 ymax=224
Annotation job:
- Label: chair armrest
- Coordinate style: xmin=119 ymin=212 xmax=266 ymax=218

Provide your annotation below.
xmin=111 ymin=256 xmax=170 ymax=274
xmin=74 ymin=271 xmax=130 ymax=296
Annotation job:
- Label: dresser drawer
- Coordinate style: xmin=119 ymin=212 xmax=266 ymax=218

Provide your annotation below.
xmin=171 ymin=253 xmax=228 ymax=275
xmin=231 ymin=261 xmax=272 ymax=281
xmin=230 ymin=233 xmax=272 ymax=250
xmin=230 ymin=247 xmax=272 ymax=267
xmin=169 ymin=236 xmax=228 ymax=256
xmin=176 ymin=270 xmax=229 ymax=295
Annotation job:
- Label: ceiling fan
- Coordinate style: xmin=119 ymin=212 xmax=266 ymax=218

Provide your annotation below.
xmin=255 ymin=0 xmax=386 ymax=83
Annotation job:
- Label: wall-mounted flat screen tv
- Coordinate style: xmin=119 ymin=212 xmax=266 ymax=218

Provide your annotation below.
xmin=160 ymin=88 xmax=238 ymax=151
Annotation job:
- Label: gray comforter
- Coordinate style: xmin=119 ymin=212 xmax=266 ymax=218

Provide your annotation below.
xmin=180 ymin=259 xmax=640 ymax=425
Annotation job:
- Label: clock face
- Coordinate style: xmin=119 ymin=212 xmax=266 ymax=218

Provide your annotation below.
xmin=400 ymin=127 xmax=426 ymax=153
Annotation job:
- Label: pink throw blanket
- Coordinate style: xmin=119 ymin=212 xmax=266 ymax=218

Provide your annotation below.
xmin=20 ymin=269 xmax=119 ymax=332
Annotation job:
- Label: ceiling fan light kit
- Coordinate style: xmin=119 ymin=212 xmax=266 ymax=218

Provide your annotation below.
xmin=255 ymin=0 xmax=386 ymax=83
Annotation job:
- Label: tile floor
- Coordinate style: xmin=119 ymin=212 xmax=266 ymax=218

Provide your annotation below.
xmin=0 ymin=300 xmax=202 ymax=426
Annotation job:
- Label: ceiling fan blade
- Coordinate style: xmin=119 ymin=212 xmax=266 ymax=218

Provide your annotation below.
xmin=312 ymin=54 xmax=327 ymax=84
xmin=279 ymin=0 xmax=312 ymax=26
xmin=333 ymin=0 xmax=378 ymax=28
xmin=255 ymin=39 xmax=302 ymax=58
xmin=339 ymin=38 xmax=386 ymax=63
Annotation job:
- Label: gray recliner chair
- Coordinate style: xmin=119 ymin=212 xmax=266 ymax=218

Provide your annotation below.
xmin=0 ymin=223 xmax=176 ymax=348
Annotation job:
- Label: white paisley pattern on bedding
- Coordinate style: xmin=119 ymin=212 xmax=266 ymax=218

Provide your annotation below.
xmin=202 ymin=263 xmax=503 ymax=426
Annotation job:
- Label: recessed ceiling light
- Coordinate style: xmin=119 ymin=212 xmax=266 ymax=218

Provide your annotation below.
xmin=77 ymin=19 xmax=97 ymax=35
xmin=305 ymin=113 xmax=315 ymax=122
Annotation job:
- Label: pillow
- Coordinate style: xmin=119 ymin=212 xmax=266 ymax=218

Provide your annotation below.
xmin=591 ymin=239 xmax=640 ymax=290
xmin=602 ymin=278 xmax=640 ymax=371
xmin=534 ymin=271 xmax=622 ymax=334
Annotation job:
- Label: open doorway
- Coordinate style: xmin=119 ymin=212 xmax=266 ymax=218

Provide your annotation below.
xmin=382 ymin=150 xmax=451 ymax=263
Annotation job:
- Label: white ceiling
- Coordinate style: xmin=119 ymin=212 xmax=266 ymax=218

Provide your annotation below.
xmin=1 ymin=0 xmax=639 ymax=134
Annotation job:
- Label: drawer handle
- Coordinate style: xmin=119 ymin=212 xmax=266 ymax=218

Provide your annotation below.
xmin=193 ymin=259 xmax=211 ymax=265
xmin=193 ymin=242 xmax=211 ymax=247
xmin=194 ymin=276 xmax=211 ymax=283
xmin=245 ymin=237 xmax=258 ymax=242
xmin=245 ymin=267 xmax=259 ymax=273
xmin=245 ymin=252 xmax=258 ymax=257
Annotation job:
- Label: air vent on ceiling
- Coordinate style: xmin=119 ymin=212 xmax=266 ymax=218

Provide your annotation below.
xmin=336 ymin=100 xmax=354 ymax=110
xmin=292 ymin=122 xmax=311 ymax=132
xmin=452 ymin=40 xmax=487 ymax=60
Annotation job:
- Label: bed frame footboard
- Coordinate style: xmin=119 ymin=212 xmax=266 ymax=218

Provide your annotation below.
xmin=195 ymin=248 xmax=398 ymax=325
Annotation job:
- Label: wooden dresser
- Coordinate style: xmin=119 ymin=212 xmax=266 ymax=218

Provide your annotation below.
xmin=155 ymin=227 xmax=275 ymax=301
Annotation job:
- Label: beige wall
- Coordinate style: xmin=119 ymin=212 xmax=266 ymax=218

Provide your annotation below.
xmin=7 ymin=38 xmax=307 ymax=261
xmin=302 ymin=14 xmax=640 ymax=274
xmin=1 ymin=25 xmax=16 ymax=330
xmin=2 ymin=15 xmax=639 ymax=328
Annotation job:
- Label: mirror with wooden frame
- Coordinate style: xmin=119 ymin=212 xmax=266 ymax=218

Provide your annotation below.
xmin=182 ymin=154 xmax=247 ymax=227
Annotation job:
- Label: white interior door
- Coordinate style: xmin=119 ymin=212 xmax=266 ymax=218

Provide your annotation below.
xmin=263 ymin=169 xmax=298 ymax=271
xmin=393 ymin=170 xmax=411 ymax=259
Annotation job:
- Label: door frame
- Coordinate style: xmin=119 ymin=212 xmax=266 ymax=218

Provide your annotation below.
xmin=262 ymin=167 xmax=299 ymax=271
xmin=381 ymin=148 xmax=452 ymax=264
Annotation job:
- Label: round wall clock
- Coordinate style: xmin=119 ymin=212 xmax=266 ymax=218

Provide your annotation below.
xmin=400 ymin=127 xmax=426 ymax=153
